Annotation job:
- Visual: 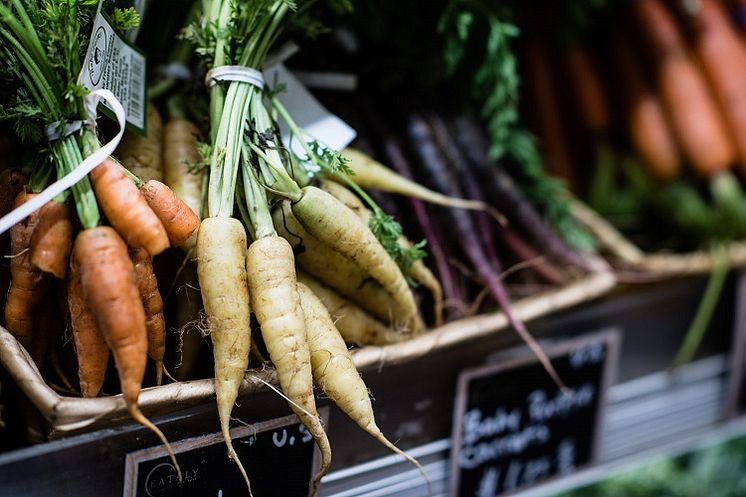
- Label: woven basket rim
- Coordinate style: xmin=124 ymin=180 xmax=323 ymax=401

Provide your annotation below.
xmin=570 ymin=200 xmax=746 ymax=275
xmin=0 ymin=268 xmax=615 ymax=434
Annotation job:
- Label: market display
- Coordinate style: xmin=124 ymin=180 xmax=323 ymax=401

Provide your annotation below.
xmin=3 ymin=0 xmax=746 ymax=496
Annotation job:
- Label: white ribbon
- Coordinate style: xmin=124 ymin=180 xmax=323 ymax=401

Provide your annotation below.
xmin=204 ymin=65 xmax=265 ymax=89
xmin=0 ymin=88 xmax=126 ymax=236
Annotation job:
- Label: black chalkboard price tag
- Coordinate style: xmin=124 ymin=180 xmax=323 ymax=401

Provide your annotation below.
xmin=123 ymin=410 xmax=327 ymax=497
xmin=449 ymin=330 xmax=619 ymax=497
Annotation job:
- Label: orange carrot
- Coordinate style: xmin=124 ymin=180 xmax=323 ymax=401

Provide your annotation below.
xmin=68 ymin=257 xmax=109 ymax=397
xmin=140 ymin=180 xmax=200 ymax=247
xmin=129 ymin=247 xmax=166 ymax=386
xmin=89 ymin=160 xmax=169 ymax=256
xmin=29 ymin=200 xmax=73 ymax=278
xmin=0 ymin=169 xmax=27 ymax=311
xmin=612 ymin=30 xmax=681 ymax=180
xmin=565 ymin=42 xmax=610 ymax=135
xmin=633 ymin=0 xmax=734 ymax=176
xmin=687 ymin=0 xmax=746 ymax=174
xmin=524 ymin=37 xmax=578 ymax=190
xmin=74 ymin=226 xmax=180 ymax=477
xmin=4 ymin=192 xmax=48 ymax=348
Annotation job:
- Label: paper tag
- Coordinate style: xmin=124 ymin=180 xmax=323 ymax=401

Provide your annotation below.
xmin=78 ymin=9 xmax=147 ymax=133
xmin=292 ymin=70 xmax=358 ymax=92
xmin=264 ymin=64 xmax=356 ymax=154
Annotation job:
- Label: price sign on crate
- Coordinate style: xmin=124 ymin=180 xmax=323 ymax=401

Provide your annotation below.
xmin=449 ymin=330 xmax=619 ymax=497
xmin=123 ymin=410 xmax=326 ymax=497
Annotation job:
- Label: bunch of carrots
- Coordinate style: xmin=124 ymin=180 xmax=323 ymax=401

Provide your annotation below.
xmin=0 ymin=0 xmax=203 ymax=474
xmin=523 ymin=0 xmax=746 ymax=250
xmin=0 ymin=0 xmax=602 ymax=494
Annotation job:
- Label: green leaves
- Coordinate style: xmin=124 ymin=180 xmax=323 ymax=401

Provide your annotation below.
xmin=439 ymin=0 xmax=520 ymax=161
xmin=437 ymin=0 xmax=595 ymax=250
xmin=307 ymin=140 xmax=354 ymax=176
xmin=369 ymin=210 xmax=426 ymax=277
xmin=0 ymin=0 xmax=100 ymax=126
xmin=110 ymin=6 xmax=139 ymax=32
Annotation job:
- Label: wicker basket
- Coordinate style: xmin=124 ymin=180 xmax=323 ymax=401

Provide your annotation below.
xmin=570 ymin=201 xmax=746 ymax=275
xmin=0 ymin=265 xmax=615 ymax=436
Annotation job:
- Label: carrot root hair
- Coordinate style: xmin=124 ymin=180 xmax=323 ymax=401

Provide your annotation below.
xmin=128 ymin=405 xmax=182 ymax=482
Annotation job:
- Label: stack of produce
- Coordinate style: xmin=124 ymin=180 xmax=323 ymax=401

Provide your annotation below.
xmin=521 ymin=0 xmax=746 ymax=253
xmin=0 ymin=0 xmax=201 ymax=473
xmin=0 ymin=0 xmax=441 ymax=490
xmin=0 ymin=0 xmax=604 ymax=491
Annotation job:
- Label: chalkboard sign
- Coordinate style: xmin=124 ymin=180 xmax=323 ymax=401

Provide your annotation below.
xmin=450 ymin=330 xmax=619 ymax=497
xmin=727 ymin=270 xmax=746 ymax=417
xmin=123 ymin=410 xmax=327 ymax=497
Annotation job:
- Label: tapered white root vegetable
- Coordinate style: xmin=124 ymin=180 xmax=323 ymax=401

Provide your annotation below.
xmin=246 ymin=235 xmax=331 ymax=492
xmin=338 ymin=147 xmax=489 ymax=212
xmin=297 ymin=272 xmax=409 ymax=346
xmin=320 ymin=180 xmax=443 ymax=327
xmin=163 ymin=119 xmax=205 ymax=250
xmin=297 ymin=282 xmax=430 ymax=490
xmin=337 ymin=147 xmax=482 ymax=208
xmin=197 ymin=217 xmax=252 ymax=491
xmin=292 ymin=186 xmax=420 ymax=331
xmin=116 ymin=102 xmax=164 ymax=183
xmin=273 ymin=201 xmax=421 ymax=332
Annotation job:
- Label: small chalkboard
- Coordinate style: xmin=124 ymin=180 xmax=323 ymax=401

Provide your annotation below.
xmin=727 ymin=270 xmax=746 ymax=417
xmin=449 ymin=329 xmax=619 ymax=497
xmin=123 ymin=409 xmax=327 ymax=497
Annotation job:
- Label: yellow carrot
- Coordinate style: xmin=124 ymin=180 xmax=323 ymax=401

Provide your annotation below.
xmin=297 ymin=282 xmax=429 ymax=490
xmin=245 ymin=235 xmax=331 ymax=493
xmin=297 ymin=272 xmax=409 ymax=346
xmin=272 ymin=200 xmax=421 ymax=332
xmin=291 ymin=186 xmax=420 ymax=330
xmin=196 ymin=217 xmax=252 ymax=490
xmin=320 ymin=180 xmax=443 ymax=327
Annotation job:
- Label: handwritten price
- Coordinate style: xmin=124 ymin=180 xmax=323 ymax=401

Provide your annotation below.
xmin=271 ymin=425 xmax=313 ymax=448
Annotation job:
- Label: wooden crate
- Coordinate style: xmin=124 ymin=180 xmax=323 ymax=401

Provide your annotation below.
xmin=0 ymin=267 xmax=615 ymax=437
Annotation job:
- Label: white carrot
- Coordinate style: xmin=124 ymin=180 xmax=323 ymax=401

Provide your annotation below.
xmin=246 ymin=235 xmax=331 ymax=493
xmin=297 ymin=282 xmax=430 ymax=491
xmin=197 ymin=217 xmax=252 ymax=490
xmin=297 ymin=272 xmax=409 ymax=346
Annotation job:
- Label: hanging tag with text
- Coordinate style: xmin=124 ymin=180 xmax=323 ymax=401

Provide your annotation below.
xmin=78 ymin=6 xmax=147 ymax=134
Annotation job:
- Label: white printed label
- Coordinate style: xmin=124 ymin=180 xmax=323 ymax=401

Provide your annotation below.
xmin=78 ymin=11 xmax=147 ymax=132
xmin=264 ymin=64 xmax=356 ymax=154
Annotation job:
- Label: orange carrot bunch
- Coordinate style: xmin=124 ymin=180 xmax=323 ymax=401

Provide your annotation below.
xmin=521 ymin=0 xmax=746 ymax=246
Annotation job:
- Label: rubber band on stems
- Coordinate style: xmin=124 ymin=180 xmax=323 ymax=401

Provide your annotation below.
xmin=204 ymin=65 xmax=265 ymax=89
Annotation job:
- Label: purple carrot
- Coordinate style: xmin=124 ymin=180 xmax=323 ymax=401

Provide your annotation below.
xmin=427 ymin=112 xmax=502 ymax=273
xmin=379 ymin=134 xmax=462 ymax=309
xmin=501 ymin=226 xmax=567 ymax=285
xmin=452 ymin=116 xmax=593 ymax=272
xmin=358 ymin=99 xmax=464 ymax=313
xmin=407 ymin=113 xmax=566 ymax=389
